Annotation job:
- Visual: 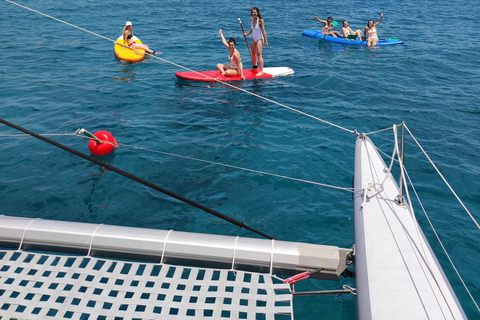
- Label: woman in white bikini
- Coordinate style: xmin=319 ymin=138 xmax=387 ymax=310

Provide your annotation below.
xmin=364 ymin=13 xmax=383 ymax=46
xmin=217 ymin=29 xmax=245 ymax=80
xmin=342 ymin=20 xmax=363 ymax=41
xmin=122 ymin=21 xmax=158 ymax=55
xmin=243 ymin=7 xmax=268 ymax=76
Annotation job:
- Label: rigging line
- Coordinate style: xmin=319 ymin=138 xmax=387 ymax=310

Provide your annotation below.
xmin=404 ymin=124 xmax=479 ymax=230
xmin=5 ymin=0 xmax=116 ymax=44
xmin=0 ymin=130 xmax=359 ymax=192
xmin=5 ymin=0 xmax=357 ymax=136
xmin=113 ymin=142 xmax=360 ymax=193
xmin=403 ymin=165 xmax=480 ymax=313
xmin=395 ymin=129 xmax=457 ymax=318
xmin=364 ymin=123 xmax=403 ymax=136
xmin=72 ymin=134 xmax=358 ymax=192
xmin=0 ymin=117 xmax=275 ymax=240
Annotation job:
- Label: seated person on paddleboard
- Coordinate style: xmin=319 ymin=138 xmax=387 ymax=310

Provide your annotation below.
xmin=313 ymin=15 xmax=343 ymax=38
xmin=243 ymin=7 xmax=268 ymax=76
xmin=364 ymin=13 xmax=383 ymax=46
xmin=217 ymin=29 xmax=245 ymax=80
xmin=342 ymin=20 xmax=363 ymax=40
xmin=123 ymin=21 xmax=160 ymax=55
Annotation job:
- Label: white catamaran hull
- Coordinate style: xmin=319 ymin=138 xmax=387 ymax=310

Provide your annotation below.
xmin=353 ymin=135 xmax=466 ymax=319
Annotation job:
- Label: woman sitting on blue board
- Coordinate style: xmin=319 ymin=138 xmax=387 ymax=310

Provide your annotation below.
xmin=364 ymin=13 xmax=383 ymax=46
xmin=342 ymin=20 xmax=363 ymax=40
xmin=313 ymin=15 xmax=343 ymax=38
xmin=123 ymin=21 xmax=158 ymax=55
xmin=217 ymin=29 xmax=245 ymax=80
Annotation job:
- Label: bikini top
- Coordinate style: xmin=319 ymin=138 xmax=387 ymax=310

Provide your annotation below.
xmin=229 ymin=52 xmax=238 ymax=69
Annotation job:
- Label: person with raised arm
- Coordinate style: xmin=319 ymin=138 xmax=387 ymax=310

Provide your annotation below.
xmin=364 ymin=13 xmax=384 ymax=46
xmin=217 ymin=29 xmax=245 ymax=80
xmin=313 ymin=15 xmax=343 ymax=38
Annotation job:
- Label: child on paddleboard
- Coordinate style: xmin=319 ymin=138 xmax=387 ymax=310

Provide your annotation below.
xmin=217 ymin=29 xmax=245 ymax=80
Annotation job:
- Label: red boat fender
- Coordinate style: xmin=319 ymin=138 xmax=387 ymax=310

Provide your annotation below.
xmin=88 ymin=131 xmax=118 ymax=156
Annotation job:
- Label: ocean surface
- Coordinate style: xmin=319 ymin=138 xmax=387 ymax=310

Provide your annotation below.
xmin=1 ymin=0 xmax=479 ymax=318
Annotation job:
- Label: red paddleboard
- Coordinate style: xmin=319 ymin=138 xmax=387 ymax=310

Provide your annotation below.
xmin=175 ymin=67 xmax=294 ymax=82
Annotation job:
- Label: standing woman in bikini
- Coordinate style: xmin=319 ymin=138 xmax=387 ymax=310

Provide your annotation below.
xmin=122 ymin=21 xmax=159 ymax=55
xmin=243 ymin=7 xmax=268 ymax=76
xmin=364 ymin=13 xmax=383 ymax=46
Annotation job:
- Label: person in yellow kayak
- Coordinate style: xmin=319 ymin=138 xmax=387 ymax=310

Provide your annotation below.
xmin=313 ymin=15 xmax=343 ymax=38
xmin=217 ymin=29 xmax=245 ymax=80
xmin=122 ymin=21 xmax=159 ymax=55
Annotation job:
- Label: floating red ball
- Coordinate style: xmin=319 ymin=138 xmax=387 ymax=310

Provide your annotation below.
xmin=88 ymin=131 xmax=118 ymax=156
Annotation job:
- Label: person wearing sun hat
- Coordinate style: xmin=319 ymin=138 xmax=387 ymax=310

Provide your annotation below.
xmin=122 ymin=21 xmax=160 ymax=55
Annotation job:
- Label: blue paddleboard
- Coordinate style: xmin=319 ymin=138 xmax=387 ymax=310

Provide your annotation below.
xmin=302 ymin=30 xmax=404 ymax=46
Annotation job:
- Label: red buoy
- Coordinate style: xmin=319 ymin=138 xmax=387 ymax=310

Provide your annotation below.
xmin=88 ymin=131 xmax=118 ymax=156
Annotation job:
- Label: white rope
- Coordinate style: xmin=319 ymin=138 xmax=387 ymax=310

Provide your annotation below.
xmin=364 ymin=123 xmax=402 ymax=136
xmin=1 ymin=128 xmax=360 ymax=192
xmin=403 ymin=164 xmax=480 ymax=313
xmin=361 ymin=126 xmax=398 ymax=205
xmin=17 ymin=218 xmax=39 ymax=251
xmin=231 ymin=236 xmax=239 ymax=271
xmin=117 ymin=142 xmax=359 ymax=193
xmin=404 ymin=124 xmax=479 ymax=230
xmin=342 ymin=285 xmax=357 ymax=296
xmin=5 ymin=0 xmax=117 ymax=44
xmin=4 ymin=0 xmax=357 ymax=136
xmin=0 ymin=133 xmax=77 ymax=137
xmin=360 ymin=182 xmax=373 ymax=209
xmin=396 ymin=131 xmax=458 ymax=318
xmin=160 ymin=230 xmax=173 ymax=265
xmin=269 ymin=239 xmax=275 ymax=275
xmin=86 ymin=224 xmax=104 ymax=257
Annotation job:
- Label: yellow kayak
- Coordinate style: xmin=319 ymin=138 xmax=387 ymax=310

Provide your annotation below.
xmin=114 ymin=36 xmax=145 ymax=62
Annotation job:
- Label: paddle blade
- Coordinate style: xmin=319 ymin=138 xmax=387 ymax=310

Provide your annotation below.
xmin=332 ymin=21 xmax=338 ymax=26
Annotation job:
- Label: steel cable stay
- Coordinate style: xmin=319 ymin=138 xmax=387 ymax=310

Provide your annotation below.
xmin=402 ymin=158 xmax=480 ymax=313
xmin=403 ymin=124 xmax=478 ymax=230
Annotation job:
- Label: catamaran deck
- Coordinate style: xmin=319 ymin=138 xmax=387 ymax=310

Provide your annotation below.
xmin=0 ymin=215 xmax=352 ymax=319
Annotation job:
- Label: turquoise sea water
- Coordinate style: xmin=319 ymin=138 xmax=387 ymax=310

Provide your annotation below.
xmin=1 ymin=0 xmax=479 ymax=318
